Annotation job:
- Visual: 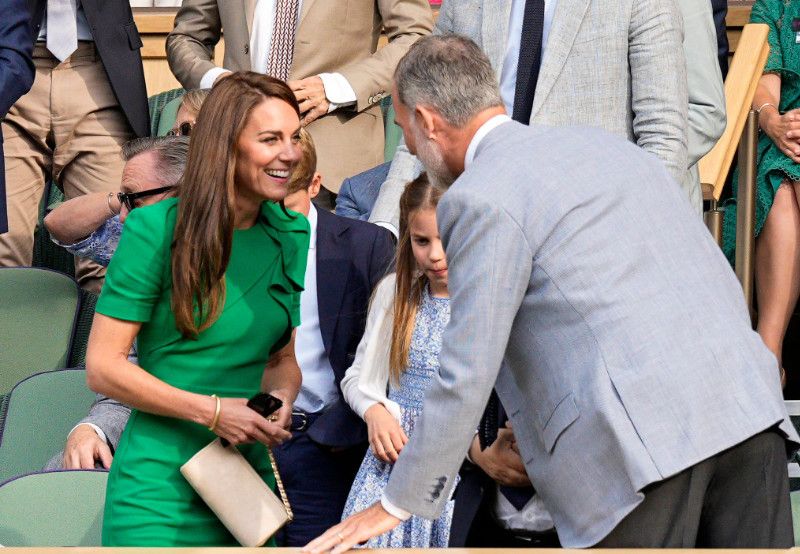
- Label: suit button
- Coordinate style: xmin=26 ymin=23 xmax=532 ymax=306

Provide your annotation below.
xmin=244 ymin=44 xmax=249 ymax=55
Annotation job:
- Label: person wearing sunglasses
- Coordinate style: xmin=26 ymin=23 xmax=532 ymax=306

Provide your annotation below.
xmin=44 ymin=136 xmax=189 ymax=268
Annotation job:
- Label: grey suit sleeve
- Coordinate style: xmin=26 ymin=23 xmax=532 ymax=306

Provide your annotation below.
xmin=383 ymin=186 xmax=533 ymax=518
xmin=679 ymin=0 xmax=726 ymax=167
xmin=629 ymin=0 xmax=689 ymax=184
xmin=367 ymin=141 xmax=423 ymax=234
xmin=79 ymin=393 xmax=132 ymax=450
xmin=165 ymin=0 xmax=223 ymax=89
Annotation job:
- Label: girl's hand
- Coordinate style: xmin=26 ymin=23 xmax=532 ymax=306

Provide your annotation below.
xmin=762 ymin=108 xmax=800 ymax=163
xmin=211 ymin=397 xmax=292 ymax=446
xmin=364 ymin=403 xmax=408 ymax=463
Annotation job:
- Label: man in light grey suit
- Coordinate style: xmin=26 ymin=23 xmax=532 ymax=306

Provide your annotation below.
xmin=305 ymin=35 xmax=797 ymax=550
xmin=369 ymin=0 xmax=725 ymax=232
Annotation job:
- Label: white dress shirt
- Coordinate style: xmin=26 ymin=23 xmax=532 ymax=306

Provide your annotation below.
xmin=200 ymin=0 xmax=357 ymax=113
xmin=293 ymin=204 xmax=339 ymax=414
xmin=499 ymin=0 xmax=558 ymax=115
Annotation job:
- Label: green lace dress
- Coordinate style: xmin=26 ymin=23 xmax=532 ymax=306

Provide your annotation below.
xmin=723 ymin=0 xmax=800 ymax=262
xmin=97 ymin=198 xmax=309 ymax=546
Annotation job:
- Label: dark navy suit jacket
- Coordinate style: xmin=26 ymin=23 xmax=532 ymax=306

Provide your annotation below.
xmin=0 ymin=0 xmax=34 ymax=233
xmin=305 ymin=207 xmax=395 ymax=448
xmin=28 ymin=0 xmax=150 ymax=138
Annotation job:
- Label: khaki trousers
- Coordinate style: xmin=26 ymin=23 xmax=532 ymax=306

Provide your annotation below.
xmin=1 ymin=42 xmax=134 ymax=291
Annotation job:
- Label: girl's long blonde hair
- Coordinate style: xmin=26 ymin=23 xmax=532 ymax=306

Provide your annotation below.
xmin=388 ymin=173 xmax=444 ymax=382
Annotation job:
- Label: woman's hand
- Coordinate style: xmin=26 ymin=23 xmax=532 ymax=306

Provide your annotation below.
xmin=761 ymin=108 xmax=800 ymax=163
xmin=211 ymin=397 xmax=292 ymax=446
xmin=364 ymin=403 xmax=408 ymax=463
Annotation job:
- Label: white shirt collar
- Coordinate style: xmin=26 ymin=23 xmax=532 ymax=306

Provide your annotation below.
xmin=464 ymin=114 xmax=512 ymax=169
xmin=307 ymin=203 xmax=318 ymax=250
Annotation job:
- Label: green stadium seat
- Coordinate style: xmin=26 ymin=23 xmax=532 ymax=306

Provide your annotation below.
xmin=148 ymin=87 xmax=185 ymax=136
xmin=0 ymin=268 xmax=80 ymax=393
xmin=69 ymin=289 xmax=98 ymax=368
xmin=0 ymin=470 xmax=107 ymax=546
xmin=0 ymin=369 xmax=96 ymax=482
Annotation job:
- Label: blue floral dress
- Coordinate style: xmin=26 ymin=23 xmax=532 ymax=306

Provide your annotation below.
xmin=341 ymin=286 xmax=454 ymax=547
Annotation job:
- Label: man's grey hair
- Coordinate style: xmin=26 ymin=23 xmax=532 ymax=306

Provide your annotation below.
xmin=394 ymin=34 xmax=503 ymax=127
xmin=121 ymin=135 xmax=189 ymax=188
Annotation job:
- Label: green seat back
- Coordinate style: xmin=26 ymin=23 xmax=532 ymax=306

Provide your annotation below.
xmin=69 ymin=289 xmax=98 ymax=368
xmin=381 ymin=96 xmax=402 ymax=162
xmin=0 ymin=470 xmax=107 ymax=546
xmin=32 ymin=180 xmax=74 ymax=277
xmin=0 ymin=369 xmax=96 ymax=482
xmin=0 ymin=268 xmax=80 ymax=393
xmin=148 ymin=88 xmax=185 ymax=136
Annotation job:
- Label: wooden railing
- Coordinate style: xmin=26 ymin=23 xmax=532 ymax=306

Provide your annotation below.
xmin=699 ymin=23 xmax=769 ymax=315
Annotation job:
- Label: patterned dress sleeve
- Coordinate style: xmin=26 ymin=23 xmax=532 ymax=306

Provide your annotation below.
xmin=750 ymin=0 xmax=784 ymax=73
xmin=95 ymin=201 xmax=175 ymax=323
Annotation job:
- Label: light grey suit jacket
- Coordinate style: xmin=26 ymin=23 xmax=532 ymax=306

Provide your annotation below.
xmin=371 ymin=0 xmax=702 ymax=231
xmin=44 ymin=394 xmax=131 ymax=470
xmin=382 ymin=121 xmax=797 ymax=547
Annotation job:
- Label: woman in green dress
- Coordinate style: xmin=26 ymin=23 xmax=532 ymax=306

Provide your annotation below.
xmin=723 ymin=0 xmax=800 ymax=383
xmin=85 ymin=73 xmax=310 ymax=546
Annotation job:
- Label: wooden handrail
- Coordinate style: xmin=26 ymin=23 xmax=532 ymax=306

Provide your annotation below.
xmin=699 ymin=23 xmax=770 ymax=202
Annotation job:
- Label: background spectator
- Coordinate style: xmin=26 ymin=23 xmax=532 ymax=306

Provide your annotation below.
xmin=272 ymin=130 xmax=395 ymax=546
xmin=370 ymin=0 xmax=690 ymax=233
xmin=1 ymin=0 xmax=149 ymax=292
xmin=723 ymin=0 xmax=800 ymax=386
xmin=165 ymin=0 xmax=434 ymax=205
xmin=0 ymin=0 xmax=34 ymax=234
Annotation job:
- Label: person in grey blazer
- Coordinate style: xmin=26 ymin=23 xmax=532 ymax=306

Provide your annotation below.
xmin=369 ymin=0 xmax=725 ymax=232
xmin=305 ymin=35 xmax=798 ymax=550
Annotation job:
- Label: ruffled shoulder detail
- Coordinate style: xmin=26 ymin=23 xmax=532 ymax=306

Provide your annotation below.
xmin=258 ymin=201 xmax=311 ymax=353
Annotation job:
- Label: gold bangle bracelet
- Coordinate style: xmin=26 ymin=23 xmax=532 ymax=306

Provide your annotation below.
xmin=208 ymin=394 xmax=221 ymax=431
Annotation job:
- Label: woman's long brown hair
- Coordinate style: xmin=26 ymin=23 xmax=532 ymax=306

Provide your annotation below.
xmin=171 ymin=72 xmax=300 ymax=338
xmin=388 ymin=173 xmax=444 ymax=382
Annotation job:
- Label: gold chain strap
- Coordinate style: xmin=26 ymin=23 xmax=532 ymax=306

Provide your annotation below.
xmin=266 ymin=446 xmax=294 ymax=521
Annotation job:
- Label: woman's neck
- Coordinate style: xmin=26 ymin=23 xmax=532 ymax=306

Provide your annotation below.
xmin=234 ymin=195 xmax=260 ymax=229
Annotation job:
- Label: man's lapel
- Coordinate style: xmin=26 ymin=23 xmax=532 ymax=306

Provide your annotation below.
xmin=298 ymin=0 xmax=318 ymax=28
xmin=529 ymin=0 xmax=591 ymax=120
xmin=244 ymin=0 xmax=258 ymax=37
xmin=481 ymin=0 xmax=513 ymax=74
xmin=315 ymin=209 xmax=350 ymax=357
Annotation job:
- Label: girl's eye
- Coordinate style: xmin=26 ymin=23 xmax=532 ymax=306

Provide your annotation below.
xmin=262 ymin=137 xmax=278 ymax=144
xmin=291 ymin=134 xmax=301 ymax=143
xmin=413 ymin=238 xmax=429 ymax=246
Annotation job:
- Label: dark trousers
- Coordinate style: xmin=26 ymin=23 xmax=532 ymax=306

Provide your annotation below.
xmin=272 ymin=429 xmax=365 ymax=547
xmin=598 ymin=429 xmax=793 ymax=547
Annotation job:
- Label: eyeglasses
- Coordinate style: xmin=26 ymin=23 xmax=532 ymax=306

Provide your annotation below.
xmin=167 ymin=122 xmax=192 ymax=137
xmin=117 ymin=186 xmax=175 ymax=212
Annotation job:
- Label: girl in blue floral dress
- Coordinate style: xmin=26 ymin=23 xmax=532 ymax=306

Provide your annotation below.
xmin=339 ymin=174 xmax=454 ymax=547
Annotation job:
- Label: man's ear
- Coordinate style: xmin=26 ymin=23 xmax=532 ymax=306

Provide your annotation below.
xmin=415 ymin=104 xmax=439 ymax=139
xmin=308 ymin=172 xmax=323 ymax=200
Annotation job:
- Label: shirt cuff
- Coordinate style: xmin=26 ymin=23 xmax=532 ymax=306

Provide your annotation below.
xmin=200 ymin=67 xmax=231 ymax=90
xmin=318 ymin=72 xmax=357 ymax=113
xmin=374 ymin=221 xmax=398 ymax=239
xmin=69 ymin=422 xmax=108 ymax=444
xmin=380 ymin=494 xmax=412 ymax=521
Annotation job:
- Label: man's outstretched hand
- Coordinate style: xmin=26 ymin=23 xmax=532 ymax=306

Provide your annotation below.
xmin=302 ymin=501 xmax=402 ymax=553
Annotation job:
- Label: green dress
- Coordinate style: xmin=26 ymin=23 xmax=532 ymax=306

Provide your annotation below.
xmin=723 ymin=0 xmax=800 ymax=262
xmin=97 ymin=198 xmax=309 ymax=546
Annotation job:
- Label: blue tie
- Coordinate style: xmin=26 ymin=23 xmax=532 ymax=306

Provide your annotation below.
xmin=511 ymin=0 xmax=546 ymax=123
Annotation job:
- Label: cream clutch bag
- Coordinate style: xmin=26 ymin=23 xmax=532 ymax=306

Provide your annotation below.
xmin=180 ymin=438 xmax=293 ymax=546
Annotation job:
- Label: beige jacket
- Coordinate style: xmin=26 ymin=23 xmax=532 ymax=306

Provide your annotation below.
xmin=166 ymin=0 xmax=433 ymax=191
